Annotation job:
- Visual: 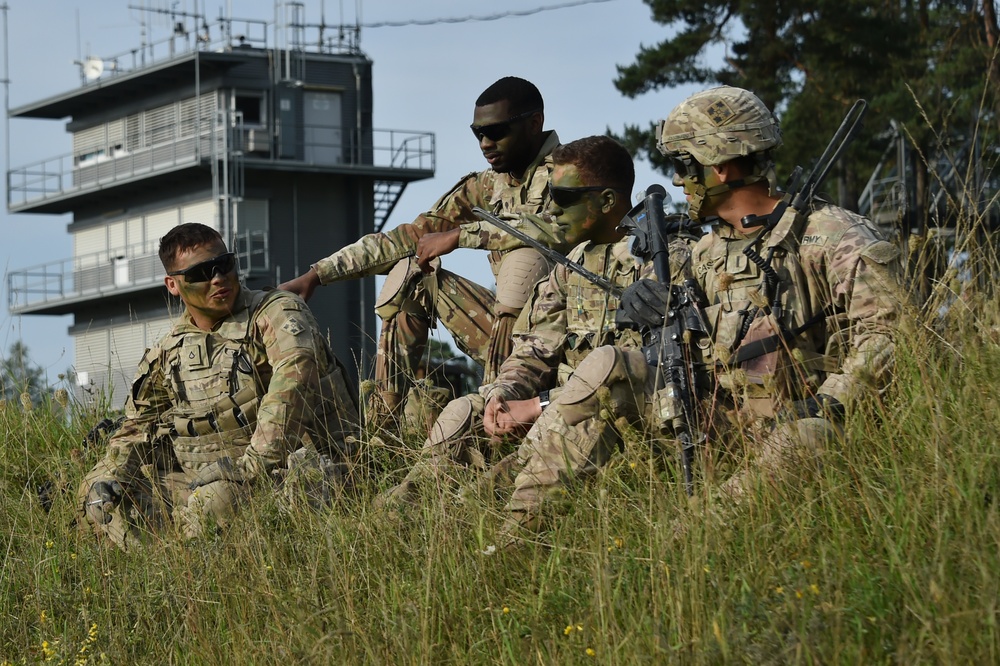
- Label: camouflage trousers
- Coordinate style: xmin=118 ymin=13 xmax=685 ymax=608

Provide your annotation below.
xmin=78 ymin=448 xmax=350 ymax=550
xmin=376 ymin=393 xmax=517 ymax=506
xmin=370 ymin=257 xmax=495 ymax=432
xmin=501 ymin=346 xmax=843 ymax=537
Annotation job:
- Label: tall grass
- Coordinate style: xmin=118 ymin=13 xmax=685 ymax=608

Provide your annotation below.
xmin=4 ymin=186 xmax=1000 ymax=663
xmin=2 ymin=273 xmax=1000 ymax=664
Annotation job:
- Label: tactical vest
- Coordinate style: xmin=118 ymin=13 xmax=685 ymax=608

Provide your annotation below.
xmin=697 ymin=225 xmax=847 ymax=416
xmin=138 ymin=290 xmax=351 ymax=471
xmin=484 ymin=149 xmax=554 ymax=279
xmin=561 ymin=241 xmax=646 ymax=372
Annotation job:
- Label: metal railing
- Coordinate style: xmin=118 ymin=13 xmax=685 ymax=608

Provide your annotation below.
xmin=7 ymin=123 xmax=434 ymax=210
xmin=73 ymin=10 xmax=364 ymax=85
xmin=7 ymin=230 xmax=269 ymax=312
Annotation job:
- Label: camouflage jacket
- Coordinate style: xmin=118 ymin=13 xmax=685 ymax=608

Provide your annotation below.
xmin=93 ymin=288 xmax=358 ymax=483
xmin=485 ymin=235 xmax=695 ymax=402
xmin=693 ymin=202 xmax=905 ymax=410
xmin=313 ymin=131 xmax=563 ymax=283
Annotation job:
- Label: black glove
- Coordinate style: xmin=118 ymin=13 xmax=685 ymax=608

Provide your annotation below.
xmin=82 ymin=416 xmax=125 ymax=448
xmin=778 ymin=394 xmax=845 ymax=422
xmin=84 ymin=479 xmax=123 ymax=525
xmin=188 ymin=457 xmax=245 ymax=490
xmin=619 ymin=278 xmax=671 ymax=328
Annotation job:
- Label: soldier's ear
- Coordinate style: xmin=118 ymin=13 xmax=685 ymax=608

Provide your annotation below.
xmin=599 ymin=188 xmax=618 ymax=212
xmin=165 ymin=275 xmax=181 ymax=296
xmin=527 ymin=110 xmax=544 ymax=134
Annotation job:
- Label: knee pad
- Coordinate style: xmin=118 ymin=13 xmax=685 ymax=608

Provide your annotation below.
xmin=494 ymin=248 xmax=552 ymax=316
xmin=427 ymin=394 xmax=484 ymax=446
xmin=374 ymin=257 xmax=439 ymax=320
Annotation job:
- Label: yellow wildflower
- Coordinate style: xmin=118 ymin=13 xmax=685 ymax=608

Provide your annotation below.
xmin=564 ymin=625 xmax=574 ymax=636
xmin=502 ymin=607 xmax=510 ymax=615
xmin=586 ymin=648 xmax=596 ymax=657
xmin=809 ymin=584 xmax=820 ymax=596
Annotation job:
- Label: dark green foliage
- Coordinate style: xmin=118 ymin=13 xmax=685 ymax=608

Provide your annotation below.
xmin=614 ymin=1 xmax=1000 ymax=211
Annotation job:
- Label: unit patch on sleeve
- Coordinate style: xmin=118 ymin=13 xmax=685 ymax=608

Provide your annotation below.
xmin=281 ymin=317 xmax=305 ymax=336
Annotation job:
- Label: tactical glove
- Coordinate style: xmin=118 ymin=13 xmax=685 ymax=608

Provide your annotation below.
xmin=188 ymin=457 xmax=245 ymax=490
xmin=620 ymin=278 xmax=670 ymax=328
xmin=84 ymin=479 xmax=123 ymax=525
xmin=778 ymin=394 xmax=845 ymax=422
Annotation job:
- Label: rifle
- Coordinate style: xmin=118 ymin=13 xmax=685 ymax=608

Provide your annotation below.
xmin=619 ymin=186 xmax=709 ymax=495
xmin=476 ymin=190 xmax=709 ymax=495
xmin=471 ymin=207 xmax=623 ymax=298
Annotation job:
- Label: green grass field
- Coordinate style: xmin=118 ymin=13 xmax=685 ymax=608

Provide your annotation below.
xmin=3 ymin=234 xmax=1000 ymax=664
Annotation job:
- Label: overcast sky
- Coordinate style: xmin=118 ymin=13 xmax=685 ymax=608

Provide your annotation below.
xmin=0 ymin=0 xmax=702 ymax=382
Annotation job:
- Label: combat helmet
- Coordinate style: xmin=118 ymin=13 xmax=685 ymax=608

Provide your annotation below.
xmin=657 ymin=86 xmax=782 ymax=219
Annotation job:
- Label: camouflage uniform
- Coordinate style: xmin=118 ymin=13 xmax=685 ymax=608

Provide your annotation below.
xmin=499 ymin=86 xmax=908 ymax=535
xmin=503 ymin=202 xmax=905 ymax=533
xmin=79 ymin=288 xmax=359 ymax=547
xmin=311 ymin=131 xmax=563 ymax=426
xmin=379 ymin=235 xmax=695 ymax=504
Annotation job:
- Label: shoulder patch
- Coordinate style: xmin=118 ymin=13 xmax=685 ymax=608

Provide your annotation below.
xmin=281 ymin=317 xmax=305 ymax=336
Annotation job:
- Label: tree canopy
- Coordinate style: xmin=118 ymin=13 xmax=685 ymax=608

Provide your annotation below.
xmin=0 ymin=341 xmax=51 ymax=407
xmin=615 ymin=1 xmax=1000 ymax=215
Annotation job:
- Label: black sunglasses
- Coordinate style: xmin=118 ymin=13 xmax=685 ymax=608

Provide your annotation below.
xmin=669 ymin=153 xmax=701 ymax=180
xmin=549 ymin=185 xmax=618 ymax=209
xmin=470 ymin=108 xmax=541 ymax=142
xmin=167 ymin=252 xmax=236 ymax=283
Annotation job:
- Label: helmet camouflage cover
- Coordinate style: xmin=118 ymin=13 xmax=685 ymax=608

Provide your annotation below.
xmin=657 ymin=86 xmax=782 ymax=166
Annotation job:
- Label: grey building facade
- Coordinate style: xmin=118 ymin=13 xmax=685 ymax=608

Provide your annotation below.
xmin=6 ymin=8 xmax=434 ymax=402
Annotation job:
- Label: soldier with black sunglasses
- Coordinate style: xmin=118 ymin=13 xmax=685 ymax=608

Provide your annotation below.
xmin=280 ymin=77 xmax=569 ymax=437
xmin=79 ymin=223 xmax=360 ymax=548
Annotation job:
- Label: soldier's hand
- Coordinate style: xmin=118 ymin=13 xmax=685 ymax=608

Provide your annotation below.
xmin=485 ymin=396 xmax=538 ymax=438
xmin=778 ymin=394 xmax=845 ymax=422
xmin=415 ymin=229 xmax=460 ymax=272
xmin=278 ymin=268 xmax=321 ymax=302
xmin=620 ymin=279 xmax=670 ymax=328
xmin=84 ymin=479 xmax=124 ymax=525
xmin=188 ymin=457 xmax=245 ymax=490
xmin=483 ymin=396 xmax=509 ymax=438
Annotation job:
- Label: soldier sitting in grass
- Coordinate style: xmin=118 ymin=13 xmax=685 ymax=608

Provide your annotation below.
xmin=375 ymin=136 xmax=699 ymax=510
xmin=79 ymin=223 xmax=359 ymax=548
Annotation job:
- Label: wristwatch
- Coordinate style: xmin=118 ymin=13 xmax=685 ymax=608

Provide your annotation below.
xmin=538 ymin=390 xmax=550 ymax=409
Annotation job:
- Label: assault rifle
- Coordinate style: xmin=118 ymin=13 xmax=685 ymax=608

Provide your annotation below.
xmin=618 ymin=186 xmax=709 ymax=495
xmin=474 ymin=190 xmax=709 ymax=495
xmin=470 ymin=207 xmax=623 ymax=298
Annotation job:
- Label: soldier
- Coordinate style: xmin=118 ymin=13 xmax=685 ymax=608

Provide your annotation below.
xmin=376 ymin=135 xmax=698 ymax=506
xmin=79 ymin=223 xmax=359 ymax=548
xmin=496 ymin=86 xmax=906 ymax=545
xmin=279 ymin=77 xmax=563 ymax=433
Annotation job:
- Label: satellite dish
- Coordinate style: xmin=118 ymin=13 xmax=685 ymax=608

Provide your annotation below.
xmin=82 ymin=56 xmax=104 ymax=82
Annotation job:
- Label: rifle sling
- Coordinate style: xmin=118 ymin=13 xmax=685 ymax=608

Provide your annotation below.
xmin=727 ymin=307 xmax=831 ymax=367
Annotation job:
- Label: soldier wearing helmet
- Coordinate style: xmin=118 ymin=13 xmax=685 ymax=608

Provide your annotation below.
xmin=491 ymin=87 xmax=909 ymax=547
